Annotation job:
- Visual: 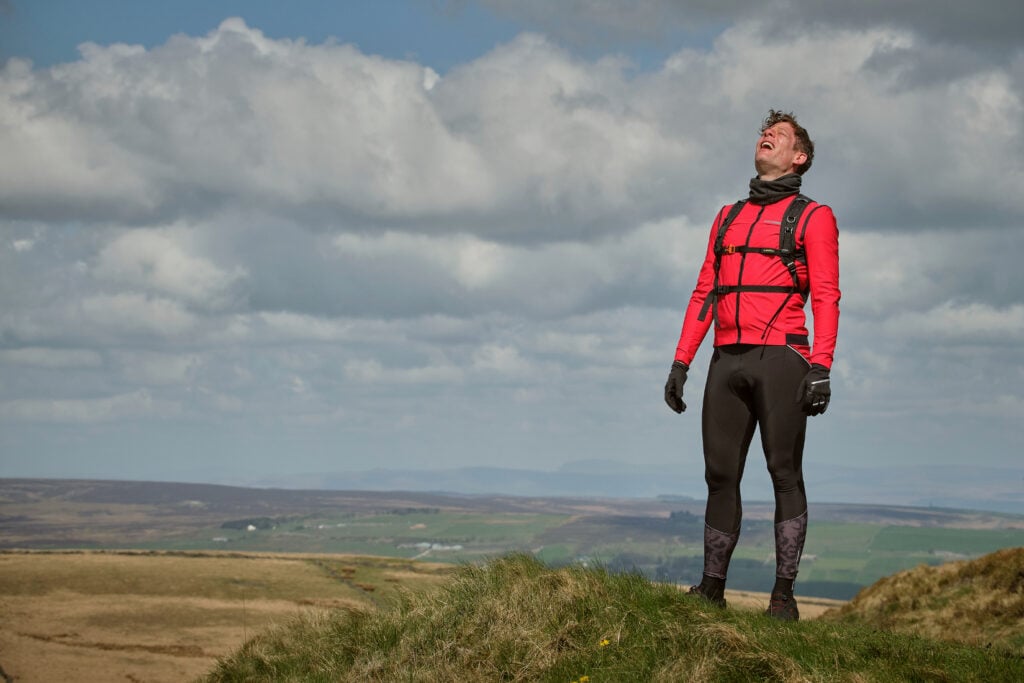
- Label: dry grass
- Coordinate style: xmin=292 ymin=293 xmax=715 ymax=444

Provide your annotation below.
xmin=7 ymin=547 xmax=1023 ymax=682
xmin=825 ymin=546 xmax=1024 ymax=654
xmin=0 ymin=550 xmax=452 ymax=683
xmin=206 ymin=553 xmax=1024 ymax=682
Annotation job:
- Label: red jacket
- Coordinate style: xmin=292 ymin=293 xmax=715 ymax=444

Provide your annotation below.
xmin=674 ymin=196 xmax=840 ymax=368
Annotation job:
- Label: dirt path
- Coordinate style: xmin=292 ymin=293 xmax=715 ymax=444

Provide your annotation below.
xmin=724 ymin=588 xmax=846 ymax=619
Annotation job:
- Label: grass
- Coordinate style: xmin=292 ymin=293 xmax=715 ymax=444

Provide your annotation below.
xmin=204 ymin=553 xmax=1024 ymax=682
xmin=18 ymin=490 xmax=1018 ymax=603
xmin=125 ymin=510 xmax=573 ymax=560
xmin=869 ymin=526 xmax=1024 ymax=555
xmin=826 ymin=546 xmax=1024 ymax=655
xmin=0 ymin=550 xmax=454 ymax=683
xmin=0 ymin=551 xmax=367 ymax=601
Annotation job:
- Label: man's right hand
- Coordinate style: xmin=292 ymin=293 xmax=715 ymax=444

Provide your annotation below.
xmin=664 ymin=360 xmax=689 ymax=413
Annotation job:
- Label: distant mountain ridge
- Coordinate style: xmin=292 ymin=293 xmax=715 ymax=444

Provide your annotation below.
xmin=230 ymin=460 xmax=1024 ymax=515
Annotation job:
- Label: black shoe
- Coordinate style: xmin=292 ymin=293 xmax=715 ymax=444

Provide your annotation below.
xmin=766 ymin=592 xmax=799 ymax=621
xmin=687 ymin=584 xmax=726 ymax=608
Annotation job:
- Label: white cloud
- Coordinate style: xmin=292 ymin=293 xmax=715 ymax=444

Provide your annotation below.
xmin=0 ymin=58 xmax=158 ymax=223
xmin=343 ymin=358 xmax=464 ymax=384
xmin=0 ymin=20 xmax=495 ymax=224
xmin=114 ymin=350 xmax=201 ymax=386
xmin=0 ymin=347 xmax=102 ymax=368
xmin=472 ymin=343 xmax=531 ymax=375
xmin=883 ymin=302 xmax=1024 ymax=343
xmin=255 ymin=312 xmax=354 ymax=342
xmin=0 ymin=389 xmax=177 ymax=422
xmin=2 ymin=17 xmax=1021 ymax=240
xmin=1 ymin=10 xmax=1023 ymax=482
xmin=79 ymin=293 xmax=198 ymax=337
xmin=478 ymin=0 xmax=1024 ymax=53
xmin=430 ymin=33 xmax=692 ymax=232
xmin=94 ymin=227 xmax=246 ymax=309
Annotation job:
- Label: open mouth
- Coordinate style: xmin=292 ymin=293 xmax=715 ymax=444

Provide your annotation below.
xmin=760 ymin=141 xmax=774 ymax=150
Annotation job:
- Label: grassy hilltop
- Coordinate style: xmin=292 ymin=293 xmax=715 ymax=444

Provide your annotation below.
xmin=4 ymin=481 xmax=1024 ymax=680
xmin=826 ymin=546 xmax=1024 ymax=654
xmin=0 ymin=550 xmax=454 ymax=683
xmin=206 ymin=553 xmax=1024 ymax=682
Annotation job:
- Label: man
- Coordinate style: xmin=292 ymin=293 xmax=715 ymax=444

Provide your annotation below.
xmin=664 ymin=110 xmax=840 ymax=621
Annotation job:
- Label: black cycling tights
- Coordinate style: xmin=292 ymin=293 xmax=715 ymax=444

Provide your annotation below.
xmin=702 ymin=344 xmax=809 ymax=533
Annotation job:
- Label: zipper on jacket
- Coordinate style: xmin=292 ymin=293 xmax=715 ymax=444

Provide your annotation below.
xmin=733 ymin=205 xmax=765 ymax=343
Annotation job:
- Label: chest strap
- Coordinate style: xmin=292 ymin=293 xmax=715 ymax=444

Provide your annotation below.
xmin=697 ymin=194 xmax=811 ymax=323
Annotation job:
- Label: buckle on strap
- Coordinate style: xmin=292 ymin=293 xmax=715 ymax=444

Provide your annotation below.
xmin=723 ymin=245 xmax=737 ymax=254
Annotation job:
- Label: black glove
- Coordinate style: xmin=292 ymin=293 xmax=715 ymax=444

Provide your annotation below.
xmin=797 ymin=364 xmax=831 ymax=416
xmin=664 ymin=361 xmax=689 ymax=414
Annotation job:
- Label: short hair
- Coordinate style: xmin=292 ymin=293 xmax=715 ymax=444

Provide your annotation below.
xmin=761 ymin=110 xmax=814 ymax=175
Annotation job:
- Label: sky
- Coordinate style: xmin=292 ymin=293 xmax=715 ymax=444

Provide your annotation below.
xmin=1 ymin=1 xmax=1023 ymax=501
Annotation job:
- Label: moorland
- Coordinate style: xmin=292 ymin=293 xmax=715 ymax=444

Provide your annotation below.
xmin=4 ymin=477 xmax=1023 ymax=600
xmin=3 ymin=478 xmax=1024 ymax=681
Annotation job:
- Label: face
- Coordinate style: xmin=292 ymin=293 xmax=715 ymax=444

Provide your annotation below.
xmin=754 ymin=122 xmax=808 ymax=180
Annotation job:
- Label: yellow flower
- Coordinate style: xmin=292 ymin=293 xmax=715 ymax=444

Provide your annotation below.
xmin=599 ymin=638 xmax=611 ymax=647
xmin=580 ymin=677 xmax=590 ymax=682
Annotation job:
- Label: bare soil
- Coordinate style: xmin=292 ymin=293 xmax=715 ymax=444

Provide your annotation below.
xmin=724 ymin=588 xmax=846 ymax=619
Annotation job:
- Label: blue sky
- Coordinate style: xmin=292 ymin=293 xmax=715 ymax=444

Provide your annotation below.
xmin=0 ymin=0 xmax=703 ymax=72
xmin=1 ymin=1 xmax=1023 ymax=509
xmin=0 ymin=1 xmax=528 ymax=72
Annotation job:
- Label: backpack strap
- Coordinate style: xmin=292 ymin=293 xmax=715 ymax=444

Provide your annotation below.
xmin=712 ymin=200 xmax=747 ymax=261
xmin=778 ymin=194 xmax=811 ymax=289
xmin=761 ymin=194 xmax=813 ymax=338
xmin=696 ymin=194 xmax=814 ymax=325
xmin=697 ymin=200 xmax=746 ymax=322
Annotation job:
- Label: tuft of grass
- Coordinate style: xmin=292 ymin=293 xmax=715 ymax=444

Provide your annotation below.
xmin=205 ymin=553 xmax=1024 ymax=682
xmin=825 ymin=546 xmax=1024 ymax=655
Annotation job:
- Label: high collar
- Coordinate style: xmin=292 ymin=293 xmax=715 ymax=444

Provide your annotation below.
xmin=748 ymin=173 xmax=802 ymax=205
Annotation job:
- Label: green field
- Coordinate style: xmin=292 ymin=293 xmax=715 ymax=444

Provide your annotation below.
xmin=105 ymin=510 xmax=1024 ymax=600
xmin=5 ymin=480 xmax=1023 ymax=602
xmin=127 ymin=511 xmax=572 ymax=561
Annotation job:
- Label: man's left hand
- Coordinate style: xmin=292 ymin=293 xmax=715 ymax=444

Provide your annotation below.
xmin=797 ymin=364 xmax=831 ymax=416
xmin=664 ymin=361 xmax=689 ymax=414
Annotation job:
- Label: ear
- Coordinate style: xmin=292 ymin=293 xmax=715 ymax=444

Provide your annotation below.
xmin=793 ymin=151 xmax=808 ymax=169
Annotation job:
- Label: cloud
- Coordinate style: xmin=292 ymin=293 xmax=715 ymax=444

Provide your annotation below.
xmin=0 ymin=389 xmax=177 ymax=422
xmin=2 ymin=17 xmax=1022 ymax=245
xmin=94 ymin=227 xmax=247 ymax=310
xmin=1 ymin=19 xmax=491 ymax=226
xmin=476 ymin=0 xmax=1024 ymax=54
xmin=882 ymin=302 xmax=1024 ymax=344
xmin=2 ymin=18 xmax=1020 ymax=336
xmin=78 ymin=293 xmax=199 ymax=338
xmin=1 ymin=11 xmax=1023 ymax=479
xmin=114 ymin=350 xmax=202 ymax=386
xmin=771 ymin=0 xmax=1024 ymax=53
xmin=0 ymin=347 xmax=102 ymax=368
xmin=343 ymin=357 xmax=465 ymax=384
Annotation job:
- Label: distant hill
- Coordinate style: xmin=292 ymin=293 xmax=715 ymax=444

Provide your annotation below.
xmin=236 ymin=460 xmax=1024 ymax=515
xmin=4 ymin=478 xmax=1024 ymax=602
xmin=825 ymin=546 xmax=1024 ymax=655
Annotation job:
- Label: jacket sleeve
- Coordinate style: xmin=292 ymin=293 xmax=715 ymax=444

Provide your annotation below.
xmin=802 ymin=205 xmax=841 ymax=368
xmin=673 ymin=208 xmax=725 ymax=365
